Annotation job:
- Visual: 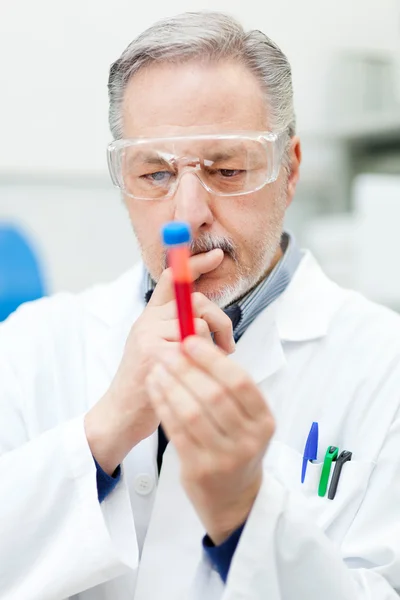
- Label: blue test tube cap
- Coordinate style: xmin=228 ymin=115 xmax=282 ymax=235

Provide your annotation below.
xmin=162 ymin=222 xmax=191 ymax=246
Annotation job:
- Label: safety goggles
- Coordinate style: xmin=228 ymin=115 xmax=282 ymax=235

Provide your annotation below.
xmin=107 ymin=131 xmax=286 ymax=200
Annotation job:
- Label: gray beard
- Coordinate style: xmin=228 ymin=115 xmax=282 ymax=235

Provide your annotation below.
xmin=138 ymin=184 xmax=288 ymax=308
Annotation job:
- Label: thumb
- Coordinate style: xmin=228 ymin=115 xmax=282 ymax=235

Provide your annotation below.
xmin=149 ymin=248 xmax=224 ymax=307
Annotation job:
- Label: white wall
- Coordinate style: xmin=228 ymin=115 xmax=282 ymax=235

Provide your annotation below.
xmin=0 ymin=0 xmax=399 ymax=293
xmin=1 ymin=0 xmax=399 ymax=173
xmin=0 ymin=179 xmax=139 ymax=293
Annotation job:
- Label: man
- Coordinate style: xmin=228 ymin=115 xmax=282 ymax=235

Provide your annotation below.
xmin=1 ymin=10 xmax=400 ymax=600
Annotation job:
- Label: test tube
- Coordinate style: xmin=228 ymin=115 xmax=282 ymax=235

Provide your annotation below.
xmin=162 ymin=221 xmax=195 ymax=341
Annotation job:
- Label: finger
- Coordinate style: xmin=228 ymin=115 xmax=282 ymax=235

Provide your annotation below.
xmin=147 ymin=363 xmax=228 ymax=450
xmin=148 ymin=249 xmax=224 ymax=307
xmin=155 ymin=295 xmax=234 ymax=353
xmin=182 ymin=336 xmax=272 ymax=421
xmin=150 ymin=319 xmax=210 ymax=342
xmin=193 ymin=318 xmax=212 ymax=341
xmin=146 ymin=371 xmax=192 ymax=453
xmin=192 ymin=293 xmax=235 ymax=354
xmin=151 ymin=320 xmax=181 ymax=342
xmin=159 ymin=350 xmax=247 ymax=436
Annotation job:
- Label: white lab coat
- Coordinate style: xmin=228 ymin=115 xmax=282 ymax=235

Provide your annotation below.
xmin=1 ymin=251 xmax=400 ymax=600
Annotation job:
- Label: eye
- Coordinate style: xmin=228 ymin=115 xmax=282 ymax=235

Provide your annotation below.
xmin=142 ymin=171 xmax=172 ymax=183
xmin=218 ymin=169 xmax=244 ymax=178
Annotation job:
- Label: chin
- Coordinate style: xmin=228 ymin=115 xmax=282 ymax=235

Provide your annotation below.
xmin=193 ymin=274 xmax=247 ymax=308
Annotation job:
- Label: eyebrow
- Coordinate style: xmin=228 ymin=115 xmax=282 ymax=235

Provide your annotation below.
xmin=206 ymin=151 xmax=237 ymax=162
xmin=127 ymin=152 xmax=173 ymax=168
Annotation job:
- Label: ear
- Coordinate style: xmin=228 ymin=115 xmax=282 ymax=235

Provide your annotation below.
xmin=285 ymin=136 xmax=302 ymax=208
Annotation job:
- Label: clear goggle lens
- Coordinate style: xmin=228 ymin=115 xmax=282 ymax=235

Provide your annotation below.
xmin=107 ymin=133 xmax=285 ymax=200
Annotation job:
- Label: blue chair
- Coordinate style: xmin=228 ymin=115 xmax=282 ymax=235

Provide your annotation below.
xmin=0 ymin=224 xmax=46 ymax=322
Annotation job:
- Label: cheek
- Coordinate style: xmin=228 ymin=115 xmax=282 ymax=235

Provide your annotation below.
xmin=126 ymin=199 xmax=173 ymax=261
xmin=127 ymin=198 xmax=171 ymax=232
xmin=217 ymin=190 xmax=275 ymax=242
xmin=220 ymin=187 xmax=285 ymax=261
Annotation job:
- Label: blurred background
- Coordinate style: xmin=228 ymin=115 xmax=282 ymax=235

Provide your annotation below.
xmin=1 ymin=0 xmax=400 ymax=318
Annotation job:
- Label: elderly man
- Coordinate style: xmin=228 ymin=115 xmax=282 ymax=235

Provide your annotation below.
xmin=1 ymin=10 xmax=400 ymax=600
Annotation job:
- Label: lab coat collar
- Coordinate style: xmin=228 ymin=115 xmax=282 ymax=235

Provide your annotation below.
xmin=228 ymin=250 xmax=348 ymax=384
xmin=230 ymin=305 xmax=286 ymax=384
xmin=273 ymin=251 xmax=348 ymax=342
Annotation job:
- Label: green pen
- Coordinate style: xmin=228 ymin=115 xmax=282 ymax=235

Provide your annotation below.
xmin=318 ymin=446 xmax=339 ymax=497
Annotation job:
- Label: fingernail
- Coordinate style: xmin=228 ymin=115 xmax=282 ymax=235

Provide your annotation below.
xmin=230 ymin=338 xmax=236 ymax=353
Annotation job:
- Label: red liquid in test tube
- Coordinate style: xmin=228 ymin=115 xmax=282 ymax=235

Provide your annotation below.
xmin=162 ymin=222 xmax=195 ymax=341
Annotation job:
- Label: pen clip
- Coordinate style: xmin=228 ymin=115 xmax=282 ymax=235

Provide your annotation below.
xmin=328 ymin=450 xmax=352 ymax=500
xmin=318 ymin=446 xmax=339 ymax=497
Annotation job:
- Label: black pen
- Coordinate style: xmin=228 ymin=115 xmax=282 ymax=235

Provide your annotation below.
xmin=328 ymin=450 xmax=352 ymax=500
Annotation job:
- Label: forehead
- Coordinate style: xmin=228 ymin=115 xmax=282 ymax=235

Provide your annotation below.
xmin=122 ymin=59 xmax=270 ymax=139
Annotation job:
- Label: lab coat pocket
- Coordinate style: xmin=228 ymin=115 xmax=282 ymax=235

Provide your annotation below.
xmin=264 ymin=440 xmax=376 ymax=542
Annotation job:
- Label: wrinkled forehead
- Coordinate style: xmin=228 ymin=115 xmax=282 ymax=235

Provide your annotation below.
xmin=122 ymin=60 xmax=270 ymax=139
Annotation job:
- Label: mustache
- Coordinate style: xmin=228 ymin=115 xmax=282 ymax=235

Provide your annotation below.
xmin=161 ymin=233 xmax=238 ymax=270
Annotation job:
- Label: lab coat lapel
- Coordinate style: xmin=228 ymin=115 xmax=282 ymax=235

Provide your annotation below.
xmin=133 ymin=442 xmax=205 ymax=600
xmin=274 ymin=251 xmax=348 ymax=342
xmin=231 ymin=305 xmax=287 ymax=385
xmin=227 ymin=251 xmax=349 ymax=389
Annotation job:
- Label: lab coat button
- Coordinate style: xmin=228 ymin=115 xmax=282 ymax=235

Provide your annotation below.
xmin=134 ymin=473 xmax=154 ymax=495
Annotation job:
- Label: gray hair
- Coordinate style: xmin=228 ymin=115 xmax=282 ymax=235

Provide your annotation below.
xmin=108 ymin=11 xmax=296 ymax=147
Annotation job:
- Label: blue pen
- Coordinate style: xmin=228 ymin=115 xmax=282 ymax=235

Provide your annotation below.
xmin=301 ymin=422 xmax=319 ymax=483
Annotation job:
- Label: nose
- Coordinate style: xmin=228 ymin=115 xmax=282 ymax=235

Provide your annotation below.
xmin=172 ymin=171 xmax=214 ymax=234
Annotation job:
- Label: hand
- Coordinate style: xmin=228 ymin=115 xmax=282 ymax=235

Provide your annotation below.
xmin=85 ymin=249 xmax=236 ymax=475
xmin=145 ymin=335 xmax=275 ymax=545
